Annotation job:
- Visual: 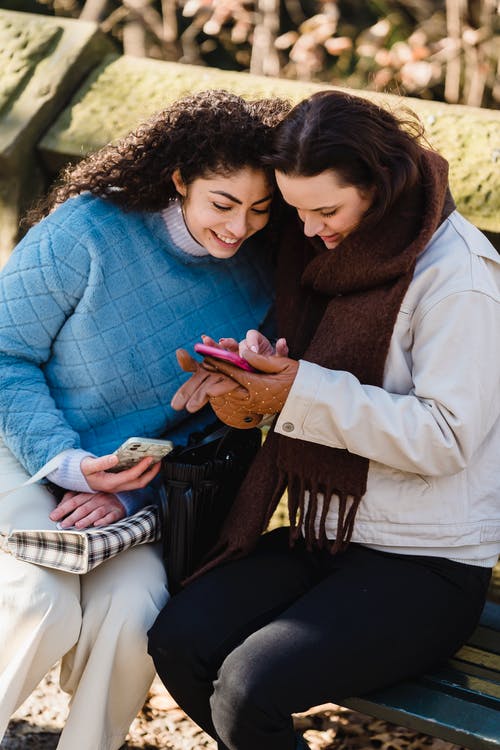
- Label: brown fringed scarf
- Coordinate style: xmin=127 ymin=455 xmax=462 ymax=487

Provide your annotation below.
xmin=188 ymin=148 xmax=455 ymax=582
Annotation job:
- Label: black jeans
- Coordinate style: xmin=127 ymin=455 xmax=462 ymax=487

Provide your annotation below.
xmin=148 ymin=528 xmax=491 ymax=750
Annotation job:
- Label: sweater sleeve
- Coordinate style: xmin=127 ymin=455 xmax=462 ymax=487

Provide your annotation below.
xmin=0 ymin=213 xmax=91 ymax=474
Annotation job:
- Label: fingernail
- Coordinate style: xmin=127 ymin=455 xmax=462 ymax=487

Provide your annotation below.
xmin=251 ymin=346 xmax=258 ymax=352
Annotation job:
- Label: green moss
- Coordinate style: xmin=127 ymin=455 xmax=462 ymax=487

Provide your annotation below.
xmin=0 ymin=11 xmax=61 ymax=115
xmin=41 ymin=56 xmax=500 ymax=232
xmin=424 ymin=114 xmax=500 ymax=231
xmin=42 ymin=56 xmax=326 ymax=155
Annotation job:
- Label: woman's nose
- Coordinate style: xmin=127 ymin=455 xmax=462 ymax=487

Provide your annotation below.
xmin=226 ymin=212 xmax=248 ymax=238
xmin=302 ymin=213 xmax=324 ymax=237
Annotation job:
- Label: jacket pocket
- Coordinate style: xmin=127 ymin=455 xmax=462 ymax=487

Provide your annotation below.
xmin=360 ymin=460 xmax=469 ymax=525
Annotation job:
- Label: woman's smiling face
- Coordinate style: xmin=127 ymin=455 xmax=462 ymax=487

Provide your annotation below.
xmin=173 ymin=167 xmax=273 ymax=258
xmin=275 ymin=169 xmax=375 ymax=250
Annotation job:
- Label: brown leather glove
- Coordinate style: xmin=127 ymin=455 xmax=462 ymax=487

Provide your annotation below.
xmin=204 ymin=351 xmax=299 ymax=428
xmin=170 ymin=349 xmax=239 ymax=413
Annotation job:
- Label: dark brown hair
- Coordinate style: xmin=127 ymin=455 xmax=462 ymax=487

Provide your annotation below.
xmin=25 ymin=90 xmax=290 ymax=226
xmin=267 ymin=90 xmax=427 ymax=225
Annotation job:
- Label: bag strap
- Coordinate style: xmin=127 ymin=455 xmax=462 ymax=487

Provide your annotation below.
xmin=0 ymin=453 xmax=66 ymax=499
xmin=174 ymin=425 xmax=233 ymax=458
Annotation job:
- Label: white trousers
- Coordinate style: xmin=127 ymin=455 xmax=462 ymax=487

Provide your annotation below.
xmin=0 ymin=438 xmax=169 ymax=750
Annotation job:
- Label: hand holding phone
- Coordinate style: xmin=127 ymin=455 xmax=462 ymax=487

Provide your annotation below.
xmin=107 ymin=437 xmax=174 ymax=473
xmin=194 ymin=343 xmax=257 ymax=372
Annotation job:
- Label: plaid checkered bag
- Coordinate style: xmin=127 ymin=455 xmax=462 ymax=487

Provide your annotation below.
xmin=0 ymin=505 xmax=161 ymax=574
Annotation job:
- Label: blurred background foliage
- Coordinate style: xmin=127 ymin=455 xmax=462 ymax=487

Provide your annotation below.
xmin=2 ymin=0 xmax=498 ymax=107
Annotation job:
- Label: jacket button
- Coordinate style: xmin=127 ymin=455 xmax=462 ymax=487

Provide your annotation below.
xmin=282 ymin=422 xmax=295 ymax=432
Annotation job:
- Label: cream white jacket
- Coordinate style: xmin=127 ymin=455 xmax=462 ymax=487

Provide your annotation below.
xmin=275 ymin=212 xmax=500 ymax=567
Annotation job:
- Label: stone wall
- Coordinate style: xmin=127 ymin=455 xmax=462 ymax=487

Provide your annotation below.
xmin=1 ymin=7 xmax=499 ymax=264
xmin=0 ymin=8 xmax=113 ymax=264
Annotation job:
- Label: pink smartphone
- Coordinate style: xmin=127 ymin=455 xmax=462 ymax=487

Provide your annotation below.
xmin=194 ymin=342 xmax=257 ymax=372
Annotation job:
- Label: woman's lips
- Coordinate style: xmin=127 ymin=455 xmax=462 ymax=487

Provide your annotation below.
xmin=211 ymin=229 xmax=243 ymax=248
xmin=319 ymin=233 xmax=340 ymax=244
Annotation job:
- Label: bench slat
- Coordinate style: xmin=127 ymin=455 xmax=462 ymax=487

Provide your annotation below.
xmin=345 ymin=683 xmax=500 ymax=750
xmin=454 ymin=644 xmax=500 ymax=671
xmin=343 ymin=601 xmax=500 ymax=750
xmin=468 ymin=602 xmax=500 ymax=654
xmin=420 ymin=666 xmax=500 ymax=705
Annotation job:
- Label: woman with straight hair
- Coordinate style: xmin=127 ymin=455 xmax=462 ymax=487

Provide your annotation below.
xmin=149 ymin=89 xmax=500 ymax=750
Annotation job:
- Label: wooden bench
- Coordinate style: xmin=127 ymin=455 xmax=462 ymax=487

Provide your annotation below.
xmin=343 ymin=599 xmax=500 ymax=750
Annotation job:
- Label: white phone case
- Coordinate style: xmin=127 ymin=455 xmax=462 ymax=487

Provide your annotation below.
xmin=108 ymin=437 xmax=174 ymax=472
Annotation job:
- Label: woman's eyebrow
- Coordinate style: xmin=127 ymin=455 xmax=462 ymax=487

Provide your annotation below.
xmin=312 ymin=203 xmax=340 ymax=212
xmin=209 ymin=191 xmax=273 ymax=206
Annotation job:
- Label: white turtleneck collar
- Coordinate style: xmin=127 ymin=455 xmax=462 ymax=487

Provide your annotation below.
xmin=161 ymin=198 xmax=210 ymax=257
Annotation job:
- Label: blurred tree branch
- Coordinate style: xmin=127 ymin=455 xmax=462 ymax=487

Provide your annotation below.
xmin=17 ymin=0 xmax=499 ymax=107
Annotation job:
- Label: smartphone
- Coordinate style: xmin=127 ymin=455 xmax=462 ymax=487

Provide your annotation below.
xmin=194 ymin=343 xmax=257 ymax=372
xmin=107 ymin=437 xmax=174 ymax=473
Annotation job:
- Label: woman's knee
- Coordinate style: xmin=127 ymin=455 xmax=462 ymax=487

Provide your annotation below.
xmin=211 ymin=644 xmax=282 ymax=749
xmin=147 ymin=592 xmax=212 ymax=681
xmin=124 ymin=591 xmax=171 ymax=658
xmin=82 ymin=546 xmax=169 ymax=637
xmin=148 ymin=598 xmax=193 ymax=658
xmin=36 ymin=575 xmax=82 ymax=649
xmin=1 ymin=561 xmax=81 ymax=652
xmin=83 ymin=577 xmax=169 ymax=655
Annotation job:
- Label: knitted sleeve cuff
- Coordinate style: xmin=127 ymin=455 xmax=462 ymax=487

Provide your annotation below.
xmin=46 ymin=449 xmax=96 ymax=493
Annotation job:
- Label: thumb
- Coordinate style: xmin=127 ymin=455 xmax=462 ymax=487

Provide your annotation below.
xmin=81 ymin=454 xmax=118 ymax=476
xmin=176 ymin=348 xmax=199 ymax=373
xmin=241 ymin=351 xmax=294 ymax=374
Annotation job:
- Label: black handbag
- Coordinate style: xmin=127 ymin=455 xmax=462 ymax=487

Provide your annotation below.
xmin=159 ymin=422 xmax=262 ymax=593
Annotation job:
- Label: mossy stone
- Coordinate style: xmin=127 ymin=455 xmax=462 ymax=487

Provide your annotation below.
xmin=40 ymin=56 xmax=500 ymax=233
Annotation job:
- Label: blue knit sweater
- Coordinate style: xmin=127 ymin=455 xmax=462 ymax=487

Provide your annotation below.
xmin=0 ymin=194 xmax=274 ymax=476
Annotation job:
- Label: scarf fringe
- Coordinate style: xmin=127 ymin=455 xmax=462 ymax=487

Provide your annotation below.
xmin=286 ymin=474 xmax=363 ymax=554
xmin=288 ymin=474 xmax=304 ymax=544
xmin=303 ymin=478 xmax=318 ymax=550
xmin=328 ymin=491 xmax=363 ymax=554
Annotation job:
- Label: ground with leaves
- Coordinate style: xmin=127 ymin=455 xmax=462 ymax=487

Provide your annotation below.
xmin=1 ymin=664 xmax=464 ymax=750
xmin=2 ymin=559 xmax=497 ymax=749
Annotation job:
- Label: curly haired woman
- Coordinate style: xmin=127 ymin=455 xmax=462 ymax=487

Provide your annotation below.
xmin=0 ymin=90 xmax=288 ymax=750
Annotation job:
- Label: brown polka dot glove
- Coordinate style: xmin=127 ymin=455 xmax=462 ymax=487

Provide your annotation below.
xmin=202 ymin=352 xmax=300 ymax=430
xmin=170 ymin=349 xmax=239 ymax=413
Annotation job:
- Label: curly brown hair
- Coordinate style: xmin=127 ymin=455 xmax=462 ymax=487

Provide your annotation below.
xmin=26 ymin=90 xmax=290 ymax=226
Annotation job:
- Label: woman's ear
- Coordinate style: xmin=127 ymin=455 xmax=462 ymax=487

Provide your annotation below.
xmin=172 ymin=169 xmax=187 ymax=198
